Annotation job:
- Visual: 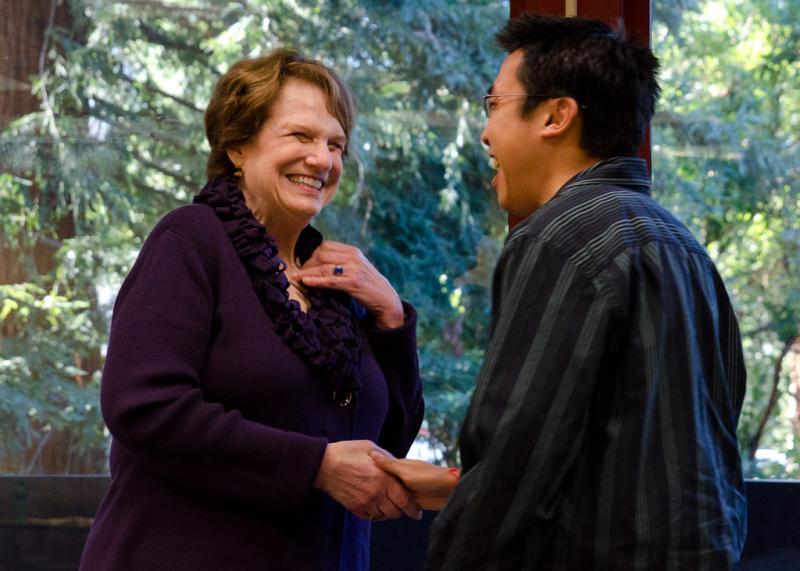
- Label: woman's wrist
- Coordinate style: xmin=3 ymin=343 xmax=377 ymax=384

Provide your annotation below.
xmin=374 ymin=298 xmax=405 ymax=330
xmin=313 ymin=444 xmax=330 ymax=491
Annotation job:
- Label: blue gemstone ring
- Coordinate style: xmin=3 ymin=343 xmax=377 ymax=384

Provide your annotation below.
xmin=333 ymin=265 xmax=344 ymax=276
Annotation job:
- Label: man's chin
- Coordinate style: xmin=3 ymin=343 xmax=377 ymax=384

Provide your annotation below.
xmin=497 ymin=193 xmax=515 ymax=216
xmin=502 ymin=199 xmax=537 ymax=222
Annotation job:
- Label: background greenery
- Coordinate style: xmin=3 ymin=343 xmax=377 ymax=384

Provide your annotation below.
xmin=0 ymin=0 xmax=798 ymax=478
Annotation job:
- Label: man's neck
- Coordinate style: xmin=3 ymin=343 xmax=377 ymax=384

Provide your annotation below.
xmin=537 ymin=152 xmax=602 ymax=209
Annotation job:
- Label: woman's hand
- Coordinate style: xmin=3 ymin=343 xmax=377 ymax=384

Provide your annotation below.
xmin=314 ymin=440 xmax=422 ymax=521
xmin=289 ymin=241 xmax=404 ymax=329
xmin=370 ymin=451 xmax=458 ymax=511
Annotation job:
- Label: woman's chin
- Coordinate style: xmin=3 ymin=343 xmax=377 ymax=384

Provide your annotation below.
xmin=287 ymin=202 xmax=324 ymax=225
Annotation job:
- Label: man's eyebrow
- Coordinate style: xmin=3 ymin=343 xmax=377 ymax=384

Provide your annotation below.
xmin=486 ymin=85 xmax=495 ymax=95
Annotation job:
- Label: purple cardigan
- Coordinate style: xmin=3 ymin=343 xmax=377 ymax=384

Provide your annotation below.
xmin=79 ymin=205 xmax=424 ymax=570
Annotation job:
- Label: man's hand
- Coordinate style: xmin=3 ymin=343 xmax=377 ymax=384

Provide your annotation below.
xmin=370 ymin=451 xmax=458 ymax=511
xmin=314 ymin=440 xmax=422 ymax=521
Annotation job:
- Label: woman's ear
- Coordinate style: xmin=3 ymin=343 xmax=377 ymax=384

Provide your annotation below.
xmin=541 ymin=97 xmax=581 ymax=139
xmin=226 ymin=146 xmax=245 ymax=168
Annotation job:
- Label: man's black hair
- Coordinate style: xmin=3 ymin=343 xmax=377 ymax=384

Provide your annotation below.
xmin=496 ymin=14 xmax=660 ymax=158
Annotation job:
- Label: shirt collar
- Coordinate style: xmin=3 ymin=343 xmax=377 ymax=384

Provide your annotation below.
xmin=557 ymin=156 xmax=651 ymax=197
xmin=506 ymin=156 xmax=651 ymax=242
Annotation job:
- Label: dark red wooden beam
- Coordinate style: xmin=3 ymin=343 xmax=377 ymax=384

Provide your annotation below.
xmin=510 ymin=0 xmax=567 ymax=17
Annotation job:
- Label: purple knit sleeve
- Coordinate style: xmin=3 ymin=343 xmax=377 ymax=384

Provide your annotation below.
xmin=101 ymin=225 xmax=327 ymax=513
xmin=365 ymin=302 xmax=424 ymax=457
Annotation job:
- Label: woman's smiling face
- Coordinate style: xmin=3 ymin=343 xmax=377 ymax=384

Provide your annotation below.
xmin=228 ymin=78 xmax=347 ymax=229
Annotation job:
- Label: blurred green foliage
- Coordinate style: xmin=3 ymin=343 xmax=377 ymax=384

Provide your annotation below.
xmin=0 ymin=0 xmax=507 ymax=471
xmin=653 ymin=0 xmax=800 ymax=478
xmin=0 ymin=0 xmax=798 ymax=477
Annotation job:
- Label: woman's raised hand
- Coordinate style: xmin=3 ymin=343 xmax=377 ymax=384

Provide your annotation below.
xmin=289 ymin=241 xmax=404 ymax=329
xmin=314 ymin=440 xmax=422 ymax=521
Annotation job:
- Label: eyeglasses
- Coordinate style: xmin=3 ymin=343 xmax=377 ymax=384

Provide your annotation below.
xmin=481 ymin=93 xmax=585 ymax=117
xmin=482 ymin=93 xmax=556 ymax=117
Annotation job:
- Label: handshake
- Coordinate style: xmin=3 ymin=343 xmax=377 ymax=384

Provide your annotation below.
xmin=313 ymin=440 xmax=459 ymax=522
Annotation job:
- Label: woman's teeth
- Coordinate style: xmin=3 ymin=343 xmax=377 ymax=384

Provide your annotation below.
xmin=287 ymin=175 xmax=323 ymax=189
xmin=489 ymin=157 xmax=499 ymax=170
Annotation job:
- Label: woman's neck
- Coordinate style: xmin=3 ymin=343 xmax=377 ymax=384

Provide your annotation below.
xmin=272 ymin=228 xmax=302 ymax=272
xmin=270 ymin=223 xmax=310 ymax=311
xmin=240 ymin=188 xmax=306 ymax=270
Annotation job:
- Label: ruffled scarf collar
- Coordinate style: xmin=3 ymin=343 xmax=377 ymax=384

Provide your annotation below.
xmin=194 ymin=176 xmax=362 ymax=405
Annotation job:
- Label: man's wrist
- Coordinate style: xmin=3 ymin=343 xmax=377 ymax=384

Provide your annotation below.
xmin=447 ymin=467 xmax=461 ymax=488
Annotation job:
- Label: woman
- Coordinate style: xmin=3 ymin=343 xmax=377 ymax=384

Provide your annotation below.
xmin=80 ymin=49 xmax=424 ymax=570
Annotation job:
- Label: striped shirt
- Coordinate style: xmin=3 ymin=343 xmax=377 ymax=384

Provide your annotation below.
xmin=426 ymin=157 xmax=747 ymax=570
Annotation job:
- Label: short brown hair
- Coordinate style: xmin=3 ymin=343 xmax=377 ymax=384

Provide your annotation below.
xmin=204 ymin=48 xmax=356 ymax=180
xmin=496 ymin=15 xmax=659 ymax=158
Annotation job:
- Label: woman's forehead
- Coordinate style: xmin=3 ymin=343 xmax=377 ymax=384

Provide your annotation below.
xmin=267 ymin=83 xmax=346 ymax=138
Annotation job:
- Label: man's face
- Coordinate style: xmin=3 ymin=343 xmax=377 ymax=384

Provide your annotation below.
xmin=481 ymin=50 xmax=547 ymax=218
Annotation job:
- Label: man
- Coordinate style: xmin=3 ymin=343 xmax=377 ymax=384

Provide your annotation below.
xmin=374 ymin=14 xmax=747 ymax=570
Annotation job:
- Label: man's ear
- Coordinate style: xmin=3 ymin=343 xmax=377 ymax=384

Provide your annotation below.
xmin=540 ymin=97 xmax=581 ymax=139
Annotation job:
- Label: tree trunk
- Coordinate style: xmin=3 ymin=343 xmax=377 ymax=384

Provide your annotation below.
xmin=789 ymin=351 xmax=800 ymax=449
xmin=747 ymin=336 xmax=799 ymax=459
xmin=0 ymin=0 xmax=100 ymax=474
xmin=0 ymin=0 xmax=74 ymax=289
xmin=0 ymin=0 xmax=72 ymax=129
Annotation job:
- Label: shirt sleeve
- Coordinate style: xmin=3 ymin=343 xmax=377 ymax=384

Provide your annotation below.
xmin=427 ymin=237 xmax=619 ymax=569
xmin=364 ymin=302 xmax=425 ymax=458
xmin=101 ymin=223 xmax=328 ymax=514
